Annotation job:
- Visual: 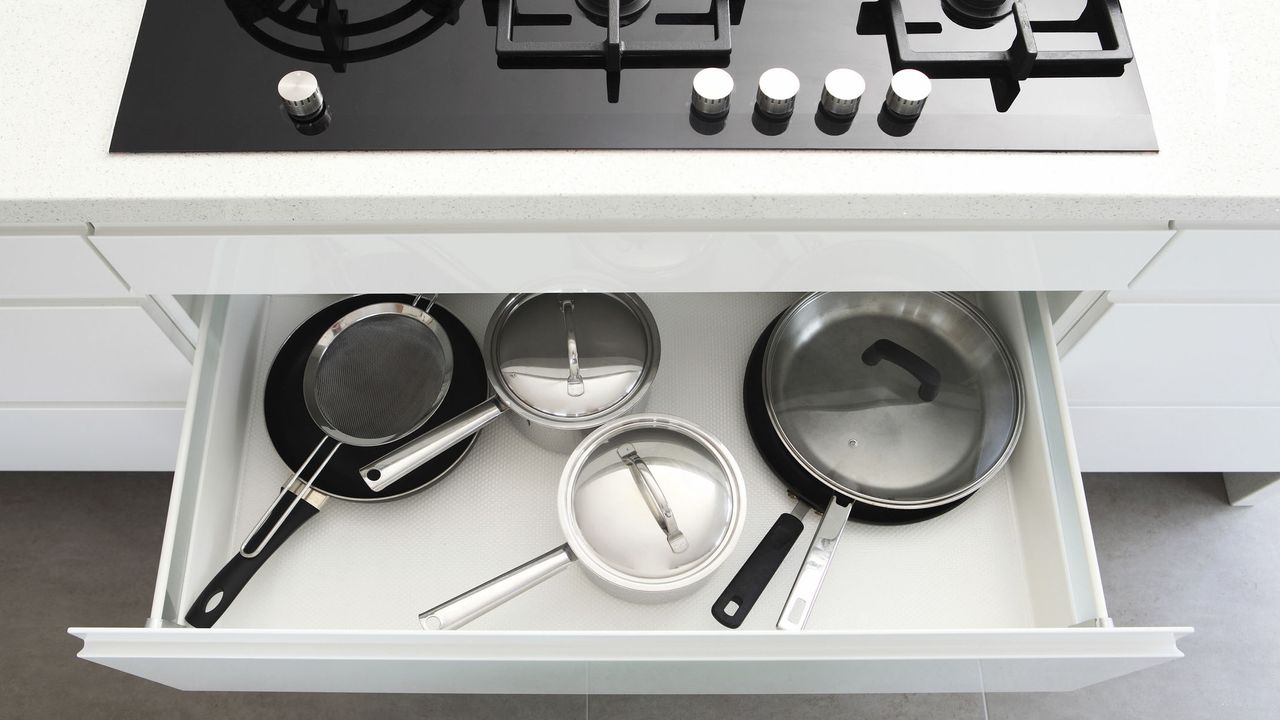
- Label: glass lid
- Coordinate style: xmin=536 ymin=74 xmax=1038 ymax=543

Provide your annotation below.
xmin=763 ymin=292 xmax=1024 ymax=507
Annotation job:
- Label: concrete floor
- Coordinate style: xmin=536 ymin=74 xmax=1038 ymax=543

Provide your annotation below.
xmin=1 ymin=472 xmax=1276 ymax=719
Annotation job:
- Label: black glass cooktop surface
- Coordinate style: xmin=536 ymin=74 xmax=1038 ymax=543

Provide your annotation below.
xmin=111 ymin=0 xmax=1157 ymax=152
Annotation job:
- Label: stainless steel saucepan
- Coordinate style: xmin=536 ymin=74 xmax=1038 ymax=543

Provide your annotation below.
xmin=712 ymin=292 xmax=1025 ymax=630
xmin=420 ymin=414 xmax=747 ymax=629
xmin=363 ymin=293 xmax=661 ymax=492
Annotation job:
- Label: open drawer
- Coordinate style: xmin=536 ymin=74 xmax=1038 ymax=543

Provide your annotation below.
xmin=71 ymin=292 xmax=1188 ymax=694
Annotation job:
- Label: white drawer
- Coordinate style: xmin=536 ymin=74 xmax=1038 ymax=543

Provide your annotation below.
xmin=70 ymin=292 xmax=1187 ymax=694
xmin=1062 ymin=302 xmax=1280 ymax=407
xmin=0 ymin=302 xmax=192 ymax=403
xmin=0 ymin=227 xmax=128 ymax=298
xmin=1070 ymin=406 xmax=1280 ymax=473
xmin=1128 ymin=228 xmax=1280 ymax=298
xmin=88 ymin=227 xmax=1172 ymax=294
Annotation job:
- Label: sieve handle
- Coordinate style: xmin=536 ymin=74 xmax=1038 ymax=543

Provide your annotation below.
xmin=776 ymin=495 xmax=853 ymax=631
xmin=362 ymin=398 xmax=506 ymax=492
xmin=419 ymin=545 xmax=576 ymax=630
xmin=617 ymin=443 xmax=688 ymax=553
xmin=561 ymin=298 xmax=585 ymax=397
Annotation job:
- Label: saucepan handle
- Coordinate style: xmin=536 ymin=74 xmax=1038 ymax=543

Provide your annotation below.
xmin=362 ymin=397 xmax=506 ymax=492
xmin=711 ymin=506 xmax=806 ymax=628
xmin=861 ymin=339 xmax=941 ymax=402
xmin=419 ymin=544 xmax=576 ymax=630
xmin=776 ymin=495 xmax=854 ymax=631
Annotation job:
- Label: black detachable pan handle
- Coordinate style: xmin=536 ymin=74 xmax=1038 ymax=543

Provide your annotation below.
xmin=861 ymin=339 xmax=941 ymax=402
xmin=712 ymin=503 xmax=807 ymax=628
xmin=184 ymin=488 xmax=320 ymax=629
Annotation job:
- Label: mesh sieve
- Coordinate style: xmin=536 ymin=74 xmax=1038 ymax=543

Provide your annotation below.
xmin=309 ymin=312 xmax=451 ymax=445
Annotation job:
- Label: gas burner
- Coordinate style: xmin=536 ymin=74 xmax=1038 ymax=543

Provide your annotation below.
xmin=941 ymin=0 xmax=1013 ymax=28
xmin=858 ymin=0 xmax=1135 ymax=111
xmin=485 ymin=0 xmax=744 ymax=103
xmin=575 ymin=0 xmax=652 ymax=26
xmin=227 ymin=0 xmax=462 ymax=72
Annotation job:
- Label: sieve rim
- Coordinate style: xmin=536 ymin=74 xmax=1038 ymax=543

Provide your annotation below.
xmin=301 ymin=301 xmax=454 ymax=447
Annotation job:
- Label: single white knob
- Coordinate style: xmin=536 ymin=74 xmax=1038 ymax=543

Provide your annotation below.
xmin=885 ymin=69 xmax=931 ymax=119
xmin=820 ymin=69 xmax=865 ymax=118
xmin=278 ymin=70 xmax=324 ymax=120
xmin=691 ymin=68 xmax=734 ymax=118
xmin=756 ymin=68 xmax=800 ymax=118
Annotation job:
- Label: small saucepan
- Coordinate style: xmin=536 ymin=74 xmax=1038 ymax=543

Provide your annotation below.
xmin=419 ymin=414 xmax=747 ymax=629
xmin=712 ymin=292 xmax=1025 ymax=630
xmin=363 ymin=293 xmax=661 ymax=492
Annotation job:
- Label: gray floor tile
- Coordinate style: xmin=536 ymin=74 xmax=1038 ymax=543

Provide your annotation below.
xmin=986 ymin=473 xmax=1280 ymax=720
xmin=587 ymin=693 xmax=986 ymax=720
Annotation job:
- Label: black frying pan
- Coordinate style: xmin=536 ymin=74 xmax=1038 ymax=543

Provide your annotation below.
xmin=184 ymin=294 xmax=487 ymax=628
xmin=710 ymin=315 xmax=970 ymax=628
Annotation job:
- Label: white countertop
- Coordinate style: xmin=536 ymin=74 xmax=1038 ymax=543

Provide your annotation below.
xmin=1 ymin=1 xmax=1277 ymax=228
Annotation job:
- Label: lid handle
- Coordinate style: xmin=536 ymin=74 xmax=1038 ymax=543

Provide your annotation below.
xmin=561 ymin=298 xmax=586 ymax=397
xmin=861 ymin=339 xmax=942 ymax=402
xmin=617 ymin=443 xmax=689 ymax=554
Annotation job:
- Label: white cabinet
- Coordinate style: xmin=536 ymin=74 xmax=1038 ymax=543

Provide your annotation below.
xmin=86 ymin=226 xmax=1173 ymax=294
xmin=70 ymin=292 xmax=1187 ymax=694
xmin=1062 ymin=227 xmax=1280 ymax=473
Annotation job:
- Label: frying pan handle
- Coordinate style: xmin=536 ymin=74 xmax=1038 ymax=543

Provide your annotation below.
xmin=362 ymin=397 xmax=506 ymax=492
xmin=711 ymin=507 xmax=806 ymax=628
xmin=776 ymin=496 xmax=854 ymax=631
xmin=184 ymin=488 xmax=321 ymax=628
xmin=419 ymin=545 xmax=576 ymax=630
xmin=862 ymin=339 xmax=941 ymax=402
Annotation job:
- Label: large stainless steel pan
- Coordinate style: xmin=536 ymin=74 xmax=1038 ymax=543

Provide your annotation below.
xmin=711 ymin=292 xmax=1025 ymax=630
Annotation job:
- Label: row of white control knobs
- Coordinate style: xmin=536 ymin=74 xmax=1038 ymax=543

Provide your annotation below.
xmin=693 ymin=67 xmax=933 ymax=120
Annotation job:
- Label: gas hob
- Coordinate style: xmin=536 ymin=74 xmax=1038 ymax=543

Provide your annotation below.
xmin=111 ymin=0 xmax=1156 ymax=152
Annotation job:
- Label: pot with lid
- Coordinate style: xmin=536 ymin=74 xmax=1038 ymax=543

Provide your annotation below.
xmin=419 ymin=414 xmax=747 ymax=629
xmin=363 ymin=293 xmax=661 ymax=492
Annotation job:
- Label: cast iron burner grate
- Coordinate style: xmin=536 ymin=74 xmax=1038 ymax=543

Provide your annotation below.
xmin=857 ymin=0 xmax=1134 ymax=111
xmin=484 ymin=0 xmax=744 ymax=102
xmin=227 ymin=0 xmax=463 ymax=72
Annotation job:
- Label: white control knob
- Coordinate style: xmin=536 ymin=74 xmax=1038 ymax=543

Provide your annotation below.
xmin=691 ymin=68 xmax=734 ymax=118
xmin=885 ymin=69 xmax=931 ymax=119
xmin=820 ymin=69 xmax=865 ymax=118
xmin=278 ymin=70 xmax=324 ymax=120
xmin=756 ymin=68 xmax=800 ymax=118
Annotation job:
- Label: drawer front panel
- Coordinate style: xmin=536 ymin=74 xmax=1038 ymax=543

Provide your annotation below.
xmin=1070 ymin=406 xmax=1280 ymax=473
xmin=0 ymin=304 xmax=192 ymax=402
xmin=89 ymin=229 xmax=1172 ymax=294
xmin=70 ymin=291 xmax=1187 ymax=694
xmin=0 ymin=232 xmax=127 ymax=298
xmin=71 ymin=628 xmax=1185 ymax=694
xmin=1062 ymin=302 xmax=1280 ymax=407
xmin=0 ymin=406 xmax=183 ymax=471
xmin=1129 ymin=229 xmax=1280 ymax=297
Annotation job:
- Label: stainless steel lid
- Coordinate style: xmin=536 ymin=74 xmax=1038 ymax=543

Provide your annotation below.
xmin=485 ymin=293 xmax=660 ymax=428
xmin=763 ymin=292 xmax=1024 ymax=509
xmin=559 ymin=414 xmax=746 ymax=591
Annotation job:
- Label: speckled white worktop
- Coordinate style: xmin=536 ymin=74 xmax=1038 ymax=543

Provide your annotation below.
xmin=1 ymin=1 xmax=1277 ymax=228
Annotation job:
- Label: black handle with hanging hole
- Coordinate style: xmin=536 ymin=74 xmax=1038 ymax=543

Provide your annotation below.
xmin=184 ymin=490 xmax=320 ymax=629
xmin=711 ymin=511 xmax=807 ymax=628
